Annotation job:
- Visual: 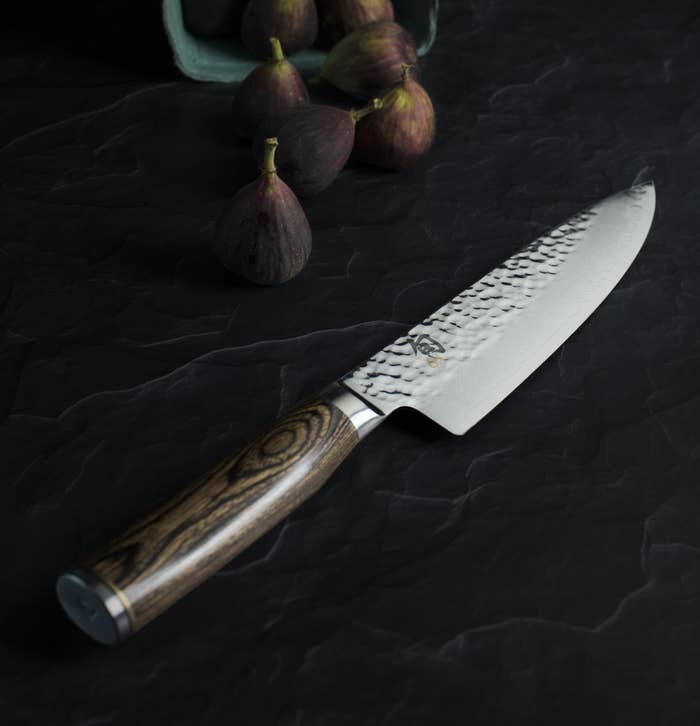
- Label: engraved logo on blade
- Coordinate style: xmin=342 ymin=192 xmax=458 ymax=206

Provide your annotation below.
xmin=408 ymin=334 xmax=445 ymax=368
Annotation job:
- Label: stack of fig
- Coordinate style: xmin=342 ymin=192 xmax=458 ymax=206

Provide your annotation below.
xmin=213 ymin=1 xmax=437 ymax=285
xmin=183 ymin=0 xmax=320 ymax=53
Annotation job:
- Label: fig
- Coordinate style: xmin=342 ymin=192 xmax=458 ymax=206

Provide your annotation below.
xmin=354 ymin=65 xmax=435 ymax=170
xmin=317 ymin=0 xmax=395 ymax=46
xmin=241 ymin=0 xmax=318 ymax=59
xmin=233 ymin=37 xmax=310 ymax=139
xmin=318 ymin=20 xmax=418 ymax=99
xmin=253 ymin=100 xmax=380 ymax=197
xmin=213 ymin=138 xmax=312 ymax=285
xmin=182 ymin=0 xmax=247 ymax=37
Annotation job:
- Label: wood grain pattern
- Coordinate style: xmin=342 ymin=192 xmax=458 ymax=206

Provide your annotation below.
xmin=85 ymin=399 xmax=358 ymax=633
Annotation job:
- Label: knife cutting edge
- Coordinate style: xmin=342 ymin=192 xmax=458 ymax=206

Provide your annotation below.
xmin=56 ymin=182 xmax=656 ymax=644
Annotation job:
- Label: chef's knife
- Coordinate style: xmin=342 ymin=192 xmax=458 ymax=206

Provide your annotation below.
xmin=56 ymin=182 xmax=656 ymax=644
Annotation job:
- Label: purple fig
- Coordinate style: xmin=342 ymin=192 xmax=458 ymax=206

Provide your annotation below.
xmin=213 ymin=138 xmax=312 ymax=285
xmin=318 ymin=20 xmax=418 ymax=99
xmin=182 ymin=0 xmax=247 ymax=37
xmin=253 ymin=100 xmax=380 ymax=197
xmin=233 ymin=37 xmax=310 ymax=139
xmin=354 ymin=65 xmax=435 ymax=170
xmin=317 ymin=0 xmax=395 ymax=46
xmin=241 ymin=0 xmax=318 ymax=59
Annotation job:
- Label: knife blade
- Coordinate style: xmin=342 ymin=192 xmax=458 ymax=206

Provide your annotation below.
xmin=344 ymin=181 xmax=656 ymax=434
xmin=56 ymin=182 xmax=656 ymax=645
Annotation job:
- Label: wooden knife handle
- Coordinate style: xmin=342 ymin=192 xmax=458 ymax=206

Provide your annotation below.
xmin=56 ymin=396 xmax=372 ymax=644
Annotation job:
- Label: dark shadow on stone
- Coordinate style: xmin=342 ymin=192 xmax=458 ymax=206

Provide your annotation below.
xmin=3 ymin=1 xmax=176 ymax=78
xmin=388 ymin=405 xmax=448 ymax=442
xmin=0 ymin=587 xmax=96 ymax=662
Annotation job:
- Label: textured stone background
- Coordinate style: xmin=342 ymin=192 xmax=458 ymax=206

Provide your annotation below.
xmin=2 ymin=1 xmax=699 ymax=724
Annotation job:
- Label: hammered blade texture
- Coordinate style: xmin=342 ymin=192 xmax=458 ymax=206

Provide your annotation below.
xmin=343 ymin=183 xmax=656 ymax=434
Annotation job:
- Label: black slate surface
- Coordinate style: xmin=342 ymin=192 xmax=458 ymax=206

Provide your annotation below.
xmin=2 ymin=1 xmax=700 ymax=724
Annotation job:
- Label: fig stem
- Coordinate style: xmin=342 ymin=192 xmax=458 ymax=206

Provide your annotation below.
xmin=401 ymin=63 xmax=414 ymax=82
xmin=350 ymin=98 xmax=382 ymax=124
xmin=262 ymin=137 xmax=279 ymax=175
xmin=269 ymin=37 xmax=285 ymax=63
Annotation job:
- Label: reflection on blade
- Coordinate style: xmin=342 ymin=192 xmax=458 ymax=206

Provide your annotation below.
xmin=343 ymin=183 xmax=656 ymax=434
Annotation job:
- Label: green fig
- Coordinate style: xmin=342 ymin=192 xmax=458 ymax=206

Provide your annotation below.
xmin=241 ymin=0 xmax=318 ymax=59
xmin=319 ymin=20 xmax=418 ymax=99
xmin=182 ymin=0 xmax=247 ymax=37
xmin=233 ymin=38 xmax=310 ymax=139
xmin=213 ymin=138 xmax=312 ymax=285
xmin=253 ymin=100 xmax=380 ymax=197
xmin=317 ymin=0 xmax=395 ymax=46
xmin=354 ymin=65 xmax=435 ymax=170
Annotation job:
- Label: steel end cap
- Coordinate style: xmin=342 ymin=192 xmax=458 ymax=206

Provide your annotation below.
xmin=56 ymin=568 xmax=132 ymax=645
